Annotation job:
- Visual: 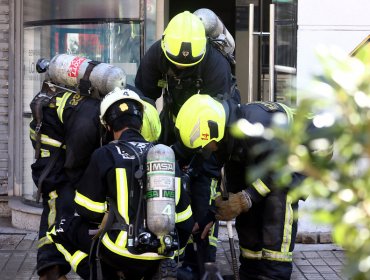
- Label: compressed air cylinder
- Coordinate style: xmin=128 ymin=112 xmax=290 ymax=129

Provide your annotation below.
xmin=46 ymin=54 xmax=126 ymax=95
xmin=194 ymin=8 xmax=235 ymax=55
xmin=146 ymin=144 xmax=176 ymax=237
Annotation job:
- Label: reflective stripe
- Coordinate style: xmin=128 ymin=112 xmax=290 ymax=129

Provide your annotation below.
xmin=101 ymin=234 xmax=168 ymax=260
xmin=281 ymin=195 xmax=293 ymax=253
xmin=54 ymin=242 xmax=88 ymax=272
xmin=70 ymin=251 xmax=88 ymax=271
xmin=209 ymin=236 xmax=218 ymax=247
xmin=48 ymin=191 xmax=58 ymax=227
xmin=29 ymin=128 xmax=66 ymax=149
xmin=174 ymin=246 xmax=186 ymax=257
xmin=209 ymin=179 xmax=218 ymax=204
xmin=115 ymin=168 xmax=129 ymax=223
xmin=40 ymin=149 xmax=51 ymax=158
xmin=240 ymin=247 xmax=262 ymax=259
xmin=56 ymin=92 xmax=73 ymax=123
xmin=209 ymin=222 xmax=217 ymax=240
xmin=115 ymin=230 xmax=128 ymax=248
xmin=175 ymin=205 xmax=192 ymax=223
xmin=75 ymin=191 xmax=106 ymax=213
xmin=37 ymin=236 xmax=52 ymax=248
xmin=175 ymin=177 xmax=181 ymax=205
xmin=262 ymin=248 xmax=292 ymax=262
xmin=252 ymin=178 xmax=271 ymax=197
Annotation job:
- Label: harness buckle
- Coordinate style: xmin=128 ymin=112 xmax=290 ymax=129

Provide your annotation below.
xmin=128 ymin=224 xmax=134 ymax=236
xmin=35 ymin=122 xmax=42 ymax=134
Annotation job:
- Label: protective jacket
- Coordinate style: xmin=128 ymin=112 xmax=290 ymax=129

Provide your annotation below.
xmin=48 ymin=129 xmax=194 ymax=279
xmin=222 ymin=101 xmax=304 ymax=202
xmin=220 ymin=100 xmax=304 ymax=280
xmin=135 ymin=40 xmax=239 ymax=116
xmin=30 ymin=89 xmax=101 ymax=193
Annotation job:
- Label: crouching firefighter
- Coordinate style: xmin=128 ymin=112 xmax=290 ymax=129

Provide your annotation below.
xmin=46 ymin=88 xmax=194 ymax=280
xmin=174 ymin=95 xmax=331 ymax=280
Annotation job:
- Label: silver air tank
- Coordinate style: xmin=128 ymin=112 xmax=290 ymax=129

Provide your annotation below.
xmin=45 ymin=54 xmax=126 ymax=95
xmin=193 ymin=8 xmax=235 ymax=55
xmin=146 ymin=144 xmax=176 ymax=237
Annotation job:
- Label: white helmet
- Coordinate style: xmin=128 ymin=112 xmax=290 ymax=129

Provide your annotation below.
xmin=100 ymin=87 xmax=145 ymax=127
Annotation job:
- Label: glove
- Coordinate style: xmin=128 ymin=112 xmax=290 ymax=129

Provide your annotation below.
xmin=215 ymin=191 xmax=252 ymax=221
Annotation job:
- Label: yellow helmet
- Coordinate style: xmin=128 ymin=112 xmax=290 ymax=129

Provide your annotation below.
xmin=175 ymin=94 xmax=226 ymax=149
xmin=161 ymin=11 xmax=207 ymax=67
xmin=141 ymin=101 xmax=162 ymax=142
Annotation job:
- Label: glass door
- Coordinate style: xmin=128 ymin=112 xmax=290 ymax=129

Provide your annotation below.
xmin=22 ymin=0 xmax=157 ymax=202
xmin=246 ymin=0 xmax=297 ymax=105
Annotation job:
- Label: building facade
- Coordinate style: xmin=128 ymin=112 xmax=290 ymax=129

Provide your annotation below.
xmin=2 ymin=0 xmax=370 ymax=231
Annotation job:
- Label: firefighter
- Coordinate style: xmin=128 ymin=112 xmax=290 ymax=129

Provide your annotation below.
xmin=135 ymin=11 xmax=240 ymax=278
xmin=174 ymin=94 xmax=325 ymax=280
xmin=30 ymin=81 xmax=102 ymax=279
xmin=30 ymin=80 xmax=161 ymax=279
xmin=46 ymin=88 xmax=194 ymax=280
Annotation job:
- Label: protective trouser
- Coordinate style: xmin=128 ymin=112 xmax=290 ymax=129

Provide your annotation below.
xmin=180 ymin=157 xmax=221 ymax=279
xmin=236 ymin=191 xmax=298 ymax=280
xmin=48 ymin=215 xmax=167 ymax=280
xmin=37 ymin=184 xmax=76 ymax=276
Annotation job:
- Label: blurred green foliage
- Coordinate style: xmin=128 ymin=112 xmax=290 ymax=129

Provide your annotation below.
xmin=233 ymin=46 xmax=370 ymax=279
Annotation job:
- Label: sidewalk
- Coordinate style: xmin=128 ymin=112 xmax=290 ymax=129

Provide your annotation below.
xmin=0 ymin=217 xmax=347 ymax=280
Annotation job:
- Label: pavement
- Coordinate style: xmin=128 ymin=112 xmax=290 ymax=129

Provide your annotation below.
xmin=0 ymin=217 xmax=347 ymax=280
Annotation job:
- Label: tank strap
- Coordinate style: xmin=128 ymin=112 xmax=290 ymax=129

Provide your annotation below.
xmin=78 ymin=60 xmax=101 ymax=96
xmin=35 ymin=143 xmax=64 ymax=203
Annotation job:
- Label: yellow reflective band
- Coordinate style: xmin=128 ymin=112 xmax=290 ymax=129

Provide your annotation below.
xmin=37 ymin=236 xmax=53 ymax=248
xmin=210 ymin=222 xmax=217 ymax=236
xmin=175 ymin=205 xmax=192 ymax=223
xmin=54 ymin=242 xmax=88 ymax=272
xmin=115 ymin=168 xmax=129 ymax=223
xmin=54 ymin=243 xmax=71 ymax=264
xmin=209 ymin=179 xmax=218 ymax=204
xmin=209 ymin=236 xmax=218 ymax=247
xmin=48 ymin=191 xmax=58 ymax=228
xmin=175 ymin=177 xmax=181 ymax=205
xmin=252 ymin=178 xmax=271 ymax=197
xmin=102 ymin=234 xmax=168 ymax=260
xmin=281 ymin=195 xmax=293 ymax=253
xmin=70 ymin=251 xmax=88 ymax=271
xmin=262 ymin=248 xmax=292 ymax=262
xmin=56 ymin=92 xmax=73 ymax=123
xmin=115 ymin=231 xmax=128 ymax=248
xmin=187 ymin=235 xmax=194 ymax=245
xmin=30 ymin=128 xmax=66 ymax=149
xmin=174 ymin=246 xmax=186 ymax=257
xmin=40 ymin=149 xmax=50 ymax=158
xmin=75 ymin=191 xmax=106 ymax=213
xmin=240 ymin=247 xmax=262 ymax=260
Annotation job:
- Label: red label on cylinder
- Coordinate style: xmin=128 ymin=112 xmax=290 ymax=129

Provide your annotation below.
xmin=67 ymin=57 xmax=87 ymax=78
